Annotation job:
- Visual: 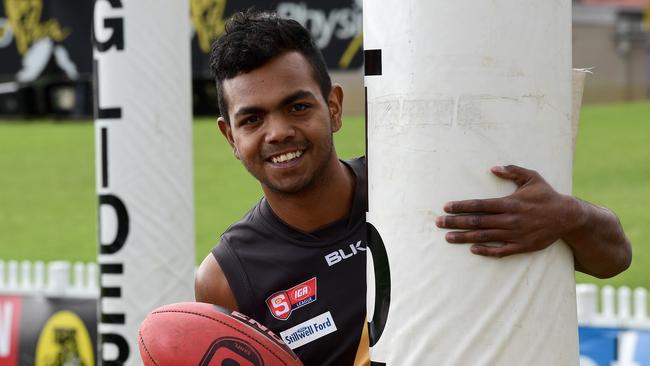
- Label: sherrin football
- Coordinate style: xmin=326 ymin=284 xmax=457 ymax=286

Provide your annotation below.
xmin=138 ymin=302 xmax=303 ymax=366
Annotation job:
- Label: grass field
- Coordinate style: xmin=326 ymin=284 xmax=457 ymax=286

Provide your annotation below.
xmin=572 ymin=102 xmax=650 ymax=288
xmin=0 ymin=101 xmax=648 ymax=289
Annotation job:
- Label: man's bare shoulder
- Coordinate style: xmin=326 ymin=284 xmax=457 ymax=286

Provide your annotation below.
xmin=194 ymin=253 xmax=239 ymax=311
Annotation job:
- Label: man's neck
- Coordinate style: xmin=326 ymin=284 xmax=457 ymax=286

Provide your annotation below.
xmin=263 ymin=157 xmax=355 ymax=233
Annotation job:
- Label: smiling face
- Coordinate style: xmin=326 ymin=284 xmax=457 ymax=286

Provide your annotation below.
xmin=218 ymin=51 xmax=343 ymax=195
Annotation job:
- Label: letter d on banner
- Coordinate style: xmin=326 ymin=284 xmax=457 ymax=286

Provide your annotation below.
xmin=93 ymin=0 xmax=194 ymax=364
xmin=364 ymin=0 xmax=578 ymax=365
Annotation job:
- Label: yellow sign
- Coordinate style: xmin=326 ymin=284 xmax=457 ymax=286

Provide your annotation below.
xmin=191 ymin=0 xmax=228 ymax=53
xmin=35 ymin=310 xmax=94 ymax=366
xmin=644 ymin=5 xmax=650 ymax=32
xmin=3 ymin=0 xmax=69 ymax=55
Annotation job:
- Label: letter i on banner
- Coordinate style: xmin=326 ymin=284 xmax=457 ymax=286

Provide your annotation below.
xmin=93 ymin=0 xmax=194 ymax=365
xmin=364 ymin=0 xmax=578 ymax=365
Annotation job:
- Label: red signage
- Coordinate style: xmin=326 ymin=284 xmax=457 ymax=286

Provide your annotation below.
xmin=0 ymin=296 xmax=22 ymax=366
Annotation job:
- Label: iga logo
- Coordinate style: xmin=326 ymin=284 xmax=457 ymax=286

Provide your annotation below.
xmin=266 ymin=278 xmax=317 ymax=320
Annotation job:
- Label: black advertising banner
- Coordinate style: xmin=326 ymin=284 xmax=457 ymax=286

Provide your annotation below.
xmin=0 ymin=0 xmax=362 ymax=83
xmin=0 ymin=0 xmax=93 ymax=83
xmin=190 ymin=0 xmax=363 ymax=78
xmin=0 ymin=295 xmax=97 ymax=366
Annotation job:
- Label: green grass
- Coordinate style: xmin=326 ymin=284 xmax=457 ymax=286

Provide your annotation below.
xmin=573 ymin=101 xmax=650 ymax=289
xmin=0 ymin=102 xmax=647 ymax=289
xmin=0 ymin=121 xmax=96 ymax=262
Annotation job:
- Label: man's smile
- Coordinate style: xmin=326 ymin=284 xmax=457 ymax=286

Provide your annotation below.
xmin=266 ymin=149 xmax=306 ymax=168
xmin=269 ymin=150 xmax=304 ymax=164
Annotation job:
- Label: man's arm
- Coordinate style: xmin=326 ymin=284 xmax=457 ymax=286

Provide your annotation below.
xmin=195 ymin=253 xmax=239 ymax=310
xmin=561 ymin=198 xmax=631 ymax=278
xmin=435 ymin=165 xmax=632 ymax=278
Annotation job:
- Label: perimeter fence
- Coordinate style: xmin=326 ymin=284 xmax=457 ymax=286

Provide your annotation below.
xmin=0 ymin=259 xmax=649 ymax=365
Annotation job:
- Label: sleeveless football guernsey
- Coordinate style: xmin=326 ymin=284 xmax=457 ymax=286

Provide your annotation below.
xmin=212 ymin=158 xmax=367 ymax=366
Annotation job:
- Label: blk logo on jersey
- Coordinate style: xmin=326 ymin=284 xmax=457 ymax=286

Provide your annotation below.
xmin=266 ymin=278 xmax=317 ymax=320
xmin=325 ymin=240 xmax=366 ymax=267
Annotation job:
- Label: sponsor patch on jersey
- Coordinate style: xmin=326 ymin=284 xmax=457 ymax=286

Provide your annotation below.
xmin=266 ymin=277 xmax=317 ymax=320
xmin=279 ymin=311 xmax=337 ymax=350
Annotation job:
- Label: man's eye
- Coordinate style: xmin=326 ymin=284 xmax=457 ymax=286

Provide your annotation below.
xmin=241 ymin=116 xmax=260 ymax=126
xmin=291 ymin=103 xmax=310 ymax=113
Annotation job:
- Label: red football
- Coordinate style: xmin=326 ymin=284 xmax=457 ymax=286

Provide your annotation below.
xmin=138 ymin=302 xmax=303 ymax=366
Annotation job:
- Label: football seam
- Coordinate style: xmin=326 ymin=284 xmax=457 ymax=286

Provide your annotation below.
xmin=139 ymin=329 xmax=160 ymax=366
xmin=151 ymin=309 xmax=290 ymax=365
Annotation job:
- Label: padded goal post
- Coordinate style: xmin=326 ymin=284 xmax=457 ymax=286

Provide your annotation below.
xmin=93 ymin=0 xmax=195 ymax=364
xmin=364 ymin=1 xmax=579 ymax=364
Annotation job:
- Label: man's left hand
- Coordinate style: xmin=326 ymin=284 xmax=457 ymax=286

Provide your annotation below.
xmin=435 ymin=165 xmax=579 ymax=258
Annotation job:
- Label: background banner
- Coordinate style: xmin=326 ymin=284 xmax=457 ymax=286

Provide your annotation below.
xmin=0 ymin=0 xmax=362 ymax=116
xmin=0 ymin=0 xmax=362 ymax=83
xmin=0 ymin=294 xmax=97 ymax=366
xmin=579 ymin=327 xmax=650 ymax=366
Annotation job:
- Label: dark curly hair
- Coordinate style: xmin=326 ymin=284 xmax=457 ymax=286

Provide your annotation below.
xmin=209 ymin=10 xmax=332 ymax=122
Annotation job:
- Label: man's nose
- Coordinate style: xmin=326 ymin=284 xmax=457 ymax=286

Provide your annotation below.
xmin=264 ymin=114 xmax=295 ymax=143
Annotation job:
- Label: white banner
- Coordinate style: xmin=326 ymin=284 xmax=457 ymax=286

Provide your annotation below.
xmin=364 ymin=1 xmax=578 ymax=365
xmin=93 ymin=0 xmax=194 ymax=364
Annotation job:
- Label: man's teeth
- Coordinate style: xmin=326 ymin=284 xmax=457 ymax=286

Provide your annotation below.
xmin=271 ymin=150 xmax=303 ymax=163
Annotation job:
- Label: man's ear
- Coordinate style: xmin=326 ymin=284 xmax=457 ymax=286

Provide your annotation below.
xmin=328 ymin=84 xmax=344 ymax=133
xmin=218 ymin=117 xmax=239 ymax=160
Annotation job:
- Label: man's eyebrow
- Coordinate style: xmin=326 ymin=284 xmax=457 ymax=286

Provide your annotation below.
xmin=234 ymin=106 xmax=266 ymax=119
xmin=233 ymin=90 xmax=317 ymax=119
xmin=279 ymin=90 xmax=317 ymax=107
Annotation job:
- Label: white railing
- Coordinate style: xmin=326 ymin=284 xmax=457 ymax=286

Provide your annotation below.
xmin=0 ymin=259 xmax=98 ymax=298
xmin=577 ymin=283 xmax=650 ymax=330
xmin=1 ymin=259 xmax=648 ymax=328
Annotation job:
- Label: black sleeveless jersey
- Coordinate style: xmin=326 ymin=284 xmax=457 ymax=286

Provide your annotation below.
xmin=212 ymin=158 xmax=367 ymax=366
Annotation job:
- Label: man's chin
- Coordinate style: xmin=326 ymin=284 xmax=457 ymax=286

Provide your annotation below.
xmin=263 ymin=177 xmax=313 ymax=195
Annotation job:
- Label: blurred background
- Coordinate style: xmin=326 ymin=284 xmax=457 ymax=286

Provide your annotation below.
xmin=0 ymin=0 xmax=649 ymax=363
xmin=0 ymin=0 xmax=650 ymax=287
xmin=0 ymin=0 xmax=648 ymax=283
xmin=1 ymin=0 xmax=649 ymax=118
xmin=0 ymin=0 xmax=648 ymax=286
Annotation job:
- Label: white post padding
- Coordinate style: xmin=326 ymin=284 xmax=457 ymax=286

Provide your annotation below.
xmin=364 ymin=1 xmax=577 ymax=364
xmin=94 ymin=0 xmax=194 ymax=364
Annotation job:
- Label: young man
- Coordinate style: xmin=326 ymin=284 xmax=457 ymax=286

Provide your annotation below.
xmin=195 ymin=10 xmax=632 ymax=365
